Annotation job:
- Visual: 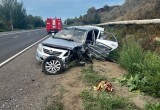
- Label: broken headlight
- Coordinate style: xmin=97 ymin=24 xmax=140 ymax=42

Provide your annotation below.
xmin=37 ymin=43 xmax=43 ymax=52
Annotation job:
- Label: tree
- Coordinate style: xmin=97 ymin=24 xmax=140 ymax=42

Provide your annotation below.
xmin=12 ymin=2 xmax=28 ymax=29
xmin=1 ymin=0 xmax=16 ymax=30
xmin=0 ymin=0 xmax=45 ymax=30
xmin=103 ymin=5 xmax=110 ymax=11
xmin=32 ymin=16 xmax=45 ymax=27
xmin=94 ymin=13 xmax=101 ymax=24
xmin=82 ymin=7 xmax=101 ymax=24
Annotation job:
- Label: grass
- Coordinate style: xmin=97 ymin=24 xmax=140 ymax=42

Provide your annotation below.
xmin=45 ymin=101 xmax=63 ymax=110
xmin=44 ymin=86 xmax=66 ymax=110
xmin=81 ymin=90 xmax=139 ymax=110
xmin=145 ymin=102 xmax=160 ymax=110
xmin=119 ymin=38 xmax=160 ymax=97
xmin=82 ymin=65 xmax=106 ymax=85
xmin=81 ymin=65 xmax=139 ymax=110
xmin=119 ymin=38 xmax=144 ymax=73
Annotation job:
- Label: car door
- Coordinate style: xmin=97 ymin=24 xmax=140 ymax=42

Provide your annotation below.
xmin=96 ymin=32 xmax=118 ymax=51
xmin=87 ymin=31 xmax=118 ymax=59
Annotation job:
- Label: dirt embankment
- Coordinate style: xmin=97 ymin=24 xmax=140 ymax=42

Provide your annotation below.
xmin=50 ymin=60 xmax=160 ymax=110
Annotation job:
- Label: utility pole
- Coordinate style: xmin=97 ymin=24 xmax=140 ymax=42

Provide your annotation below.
xmin=9 ymin=10 xmax=14 ymax=31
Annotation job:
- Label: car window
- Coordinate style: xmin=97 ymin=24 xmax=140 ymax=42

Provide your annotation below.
xmin=99 ymin=32 xmax=117 ymax=42
xmin=54 ymin=29 xmax=86 ymax=43
xmin=73 ymin=29 xmax=86 ymax=42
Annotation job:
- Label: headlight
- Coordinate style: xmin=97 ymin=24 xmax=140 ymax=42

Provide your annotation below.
xmin=38 ymin=43 xmax=43 ymax=52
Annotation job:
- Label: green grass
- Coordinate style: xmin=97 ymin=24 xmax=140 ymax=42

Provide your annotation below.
xmin=81 ymin=65 xmax=139 ymax=110
xmin=119 ymin=38 xmax=144 ymax=73
xmin=81 ymin=90 xmax=139 ymax=110
xmin=145 ymin=102 xmax=160 ymax=110
xmin=82 ymin=65 xmax=106 ymax=85
xmin=119 ymin=38 xmax=160 ymax=97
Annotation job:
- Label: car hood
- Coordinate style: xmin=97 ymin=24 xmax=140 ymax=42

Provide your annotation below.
xmin=42 ymin=37 xmax=82 ymax=50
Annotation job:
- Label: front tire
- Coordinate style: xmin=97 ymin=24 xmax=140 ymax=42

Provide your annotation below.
xmin=42 ymin=56 xmax=63 ymax=75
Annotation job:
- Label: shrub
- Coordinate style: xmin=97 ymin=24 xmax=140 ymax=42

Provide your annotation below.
xmin=119 ymin=38 xmax=160 ymax=97
xmin=119 ymin=38 xmax=144 ymax=73
xmin=107 ymin=48 xmax=120 ymax=62
xmin=141 ymin=72 xmax=160 ymax=97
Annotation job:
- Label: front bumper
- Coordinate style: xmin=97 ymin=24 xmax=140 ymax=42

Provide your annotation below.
xmin=36 ymin=46 xmax=69 ymax=63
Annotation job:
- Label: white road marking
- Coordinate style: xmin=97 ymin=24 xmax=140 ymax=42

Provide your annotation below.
xmin=0 ymin=35 xmax=49 ymax=68
xmin=0 ymin=29 xmax=44 ymax=37
xmin=13 ymin=36 xmax=20 ymax=38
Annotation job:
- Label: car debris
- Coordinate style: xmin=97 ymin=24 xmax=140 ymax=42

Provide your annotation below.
xmin=36 ymin=26 xmax=118 ymax=75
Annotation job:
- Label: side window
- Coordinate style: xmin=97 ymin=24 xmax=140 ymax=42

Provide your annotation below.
xmin=93 ymin=30 xmax=99 ymax=40
xmin=99 ymin=32 xmax=117 ymax=42
xmin=86 ymin=31 xmax=94 ymax=44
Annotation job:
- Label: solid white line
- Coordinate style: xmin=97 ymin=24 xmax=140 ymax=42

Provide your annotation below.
xmin=13 ymin=36 xmax=20 ymax=38
xmin=0 ymin=35 xmax=49 ymax=68
xmin=0 ymin=29 xmax=44 ymax=37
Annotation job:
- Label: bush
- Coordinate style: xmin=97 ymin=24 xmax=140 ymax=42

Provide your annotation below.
xmin=119 ymin=38 xmax=160 ymax=97
xmin=107 ymin=48 xmax=120 ymax=62
xmin=141 ymin=71 xmax=160 ymax=97
xmin=119 ymin=38 xmax=144 ymax=73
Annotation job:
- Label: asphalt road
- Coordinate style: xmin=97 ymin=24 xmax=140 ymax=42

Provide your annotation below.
xmin=0 ymin=45 xmax=62 ymax=110
xmin=0 ymin=29 xmax=47 ymax=63
xmin=0 ymin=30 xmax=65 ymax=110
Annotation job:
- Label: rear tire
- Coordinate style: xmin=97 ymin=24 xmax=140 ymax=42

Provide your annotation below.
xmin=47 ymin=32 xmax=51 ymax=35
xmin=42 ymin=56 xmax=63 ymax=75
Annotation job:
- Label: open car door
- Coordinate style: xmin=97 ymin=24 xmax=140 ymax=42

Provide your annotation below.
xmin=87 ymin=32 xmax=118 ymax=59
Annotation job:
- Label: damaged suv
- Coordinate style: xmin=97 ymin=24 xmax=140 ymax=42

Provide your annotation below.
xmin=36 ymin=26 xmax=118 ymax=75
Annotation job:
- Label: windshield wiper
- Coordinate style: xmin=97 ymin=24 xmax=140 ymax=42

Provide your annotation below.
xmin=54 ymin=37 xmax=74 ymax=41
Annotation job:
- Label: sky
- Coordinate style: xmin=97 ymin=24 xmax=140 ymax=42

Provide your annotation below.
xmin=18 ymin=0 xmax=125 ymax=21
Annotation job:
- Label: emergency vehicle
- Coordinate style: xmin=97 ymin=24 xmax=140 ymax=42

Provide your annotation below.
xmin=46 ymin=18 xmax=62 ymax=34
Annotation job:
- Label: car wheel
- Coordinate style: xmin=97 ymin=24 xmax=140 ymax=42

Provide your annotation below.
xmin=42 ymin=56 xmax=63 ymax=75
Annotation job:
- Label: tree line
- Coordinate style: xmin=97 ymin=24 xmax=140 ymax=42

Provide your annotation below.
xmin=0 ymin=0 xmax=45 ymax=32
xmin=64 ymin=7 xmax=101 ymax=26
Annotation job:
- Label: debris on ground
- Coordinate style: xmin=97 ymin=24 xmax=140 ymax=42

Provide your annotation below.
xmin=93 ymin=80 xmax=114 ymax=92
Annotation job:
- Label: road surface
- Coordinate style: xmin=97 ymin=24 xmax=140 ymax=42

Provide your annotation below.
xmin=0 ymin=44 xmax=63 ymax=110
xmin=0 ymin=29 xmax=47 ymax=64
xmin=0 ymin=30 xmax=62 ymax=109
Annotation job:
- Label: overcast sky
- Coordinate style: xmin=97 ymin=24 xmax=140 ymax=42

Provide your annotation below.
xmin=18 ymin=0 xmax=125 ymax=20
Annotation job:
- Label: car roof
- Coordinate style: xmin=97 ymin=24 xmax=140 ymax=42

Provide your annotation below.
xmin=66 ymin=26 xmax=104 ymax=32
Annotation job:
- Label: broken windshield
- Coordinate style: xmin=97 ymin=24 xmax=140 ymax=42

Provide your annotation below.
xmin=54 ymin=29 xmax=86 ymax=43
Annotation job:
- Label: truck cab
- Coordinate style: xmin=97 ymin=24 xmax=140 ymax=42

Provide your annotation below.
xmin=46 ymin=18 xmax=62 ymax=34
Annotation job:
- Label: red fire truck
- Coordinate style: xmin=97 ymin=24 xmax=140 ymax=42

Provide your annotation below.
xmin=46 ymin=18 xmax=62 ymax=34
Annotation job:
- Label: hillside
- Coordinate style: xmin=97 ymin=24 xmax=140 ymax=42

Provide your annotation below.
xmin=101 ymin=0 xmax=160 ymax=22
xmin=65 ymin=0 xmax=160 ymax=25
